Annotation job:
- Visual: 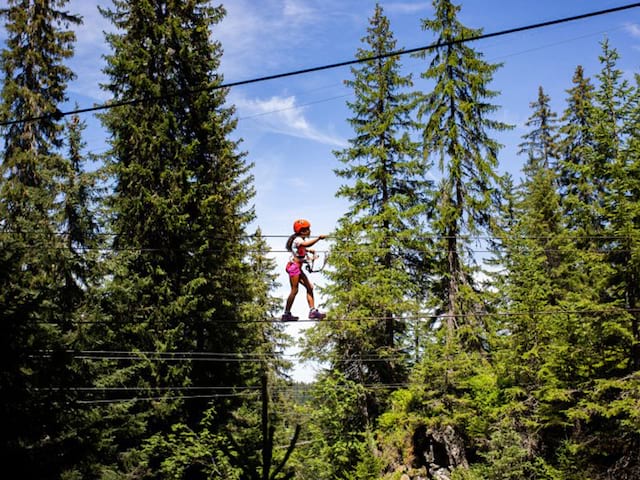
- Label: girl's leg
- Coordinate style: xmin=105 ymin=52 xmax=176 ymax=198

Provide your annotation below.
xmin=299 ymin=273 xmax=315 ymax=309
xmin=285 ymin=275 xmax=300 ymax=312
xmin=299 ymin=273 xmax=325 ymax=319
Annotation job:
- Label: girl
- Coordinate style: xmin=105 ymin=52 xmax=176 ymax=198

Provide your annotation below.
xmin=282 ymin=219 xmax=326 ymax=321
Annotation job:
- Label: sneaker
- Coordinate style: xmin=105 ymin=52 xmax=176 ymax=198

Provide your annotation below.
xmin=281 ymin=312 xmax=299 ymax=322
xmin=309 ymin=308 xmax=326 ymax=320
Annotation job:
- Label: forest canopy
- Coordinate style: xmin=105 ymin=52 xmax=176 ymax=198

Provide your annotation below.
xmin=1 ymin=1 xmax=639 ymax=479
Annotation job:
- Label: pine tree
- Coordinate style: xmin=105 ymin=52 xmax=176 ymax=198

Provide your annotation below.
xmin=0 ymin=0 xmax=82 ymax=475
xmin=94 ymin=0 xmax=258 ymax=474
xmin=304 ymin=3 xmax=429 ymax=429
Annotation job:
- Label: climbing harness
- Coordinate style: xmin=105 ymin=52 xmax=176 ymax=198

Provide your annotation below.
xmin=305 ymin=251 xmax=328 ymax=273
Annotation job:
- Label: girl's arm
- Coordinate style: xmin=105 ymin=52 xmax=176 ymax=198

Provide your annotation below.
xmin=300 ymin=235 xmax=326 ymax=247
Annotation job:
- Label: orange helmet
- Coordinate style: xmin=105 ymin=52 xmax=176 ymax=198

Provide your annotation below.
xmin=293 ymin=219 xmax=311 ymax=233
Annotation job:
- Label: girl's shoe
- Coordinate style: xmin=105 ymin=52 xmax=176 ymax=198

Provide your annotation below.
xmin=309 ymin=308 xmax=326 ymax=320
xmin=281 ymin=312 xmax=299 ymax=321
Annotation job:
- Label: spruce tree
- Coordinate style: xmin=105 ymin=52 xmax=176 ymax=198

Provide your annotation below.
xmin=415 ymin=0 xmax=511 ymax=337
xmin=94 ymin=0 xmax=258 ymax=474
xmin=591 ymin=38 xmax=634 ymax=325
xmin=499 ymin=42 xmax=640 ymax=479
xmin=565 ymin=40 xmax=640 ymax=478
xmin=555 ymin=63 xmax=618 ymax=394
xmin=617 ymin=74 xmax=640 ymax=371
xmin=495 ymin=88 xmax=577 ymax=470
xmin=134 ymin=231 xmax=296 ymax=479
xmin=578 ymin=40 xmax=635 ymax=379
xmin=397 ymin=1 xmax=512 ymax=473
xmin=558 ymin=66 xmax=599 ymax=236
xmin=54 ymin=113 xmax=106 ymax=478
xmin=0 ymin=0 xmax=83 ymax=476
xmin=555 ymin=64 xmax=616 ymax=392
xmin=304 ymin=3 xmax=429 ymax=427
xmin=57 ymin=112 xmax=102 ymax=324
xmin=519 ymin=86 xmax=559 ymax=171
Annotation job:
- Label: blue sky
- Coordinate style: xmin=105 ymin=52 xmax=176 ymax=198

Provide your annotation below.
xmin=3 ymin=0 xmax=639 ymax=380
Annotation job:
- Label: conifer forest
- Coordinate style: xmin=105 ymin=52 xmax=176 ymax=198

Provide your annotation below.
xmin=2 ymin=1 xmax=640 ymax=479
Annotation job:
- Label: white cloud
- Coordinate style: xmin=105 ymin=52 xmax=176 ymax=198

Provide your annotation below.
xmin=288 ymin=175 xmax=310 ymax=189
xmin=625 ymin=22 xmax=640 ymax=38
xmin=383 ymin=2 xmax=431 ymax=15
xmin=62 ymin=0 xmax=326 ymax=100
xmin=68 ymin=0 xmax=114 ymax=101
xmin=283 ymin=0 xmax=317 ymax=21
xmin=217 ymin=0 xmax=323 ymax=79
xmin=233 ymin=94 xmax=347 ymax=147
xmin=216 ymin=1 xmax=266 ymax=57
xmin=614 ymin=24 xmax=640 ymax=75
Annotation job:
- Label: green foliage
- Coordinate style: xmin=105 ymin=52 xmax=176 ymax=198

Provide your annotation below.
xmin=303 ymin=6 xmax=430 ymax=447
xmin=292 ymin=372 xmax=371 ymax=479
xmin=415 ymin=0 xmax=512 ymax=331
xmin=139 ymin=421 xmax=243 ymax=479
xmin=377 ymin=389 xmax=426 ymax=475
xmin=347 ymin=431 xmax=384 ymax=480
xmin=89 ymin=0 xmax=261 ymax=475
xmin=470 ymin=426 xmax=561 ymax=480
xmin=0 ymin=0 xmax=90 ymax=477
xmin=2 ymin=1 xmax=640 ymax=478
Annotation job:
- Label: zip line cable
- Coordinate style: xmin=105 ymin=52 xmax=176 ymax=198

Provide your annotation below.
xmin=1 ymin=243 xmax=637 ymax=255
xmin=238 ymin=92 xmax=352 ymax=120
xmin=20 ymin=21 xmax=622 ymax=160
xmin=31 ymin=307 xmax=640 ymax=326
xmin=2 ymin=230 xmax=638 ymax=252
xmin=36 ymin=383 xmax=419 ymax=405
xmin=28 ymin=19 xmax=619 ymax=161
xmin=37 ymin=383 xmax=411 ymax=393
xmin=74 ymin=393 xmax=254 ymax=404
xmin=41 ymin=374 xmax=640 ymax=405
xmin=2 ymin=231 xmax=636 ymax=241
xmin=67 ymin=383 xmax=416 ymax=405
xmin=31 ymin=349 xmax=412 ymax=363
xmin=1 ymin=3 xmax=638 ymax=127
